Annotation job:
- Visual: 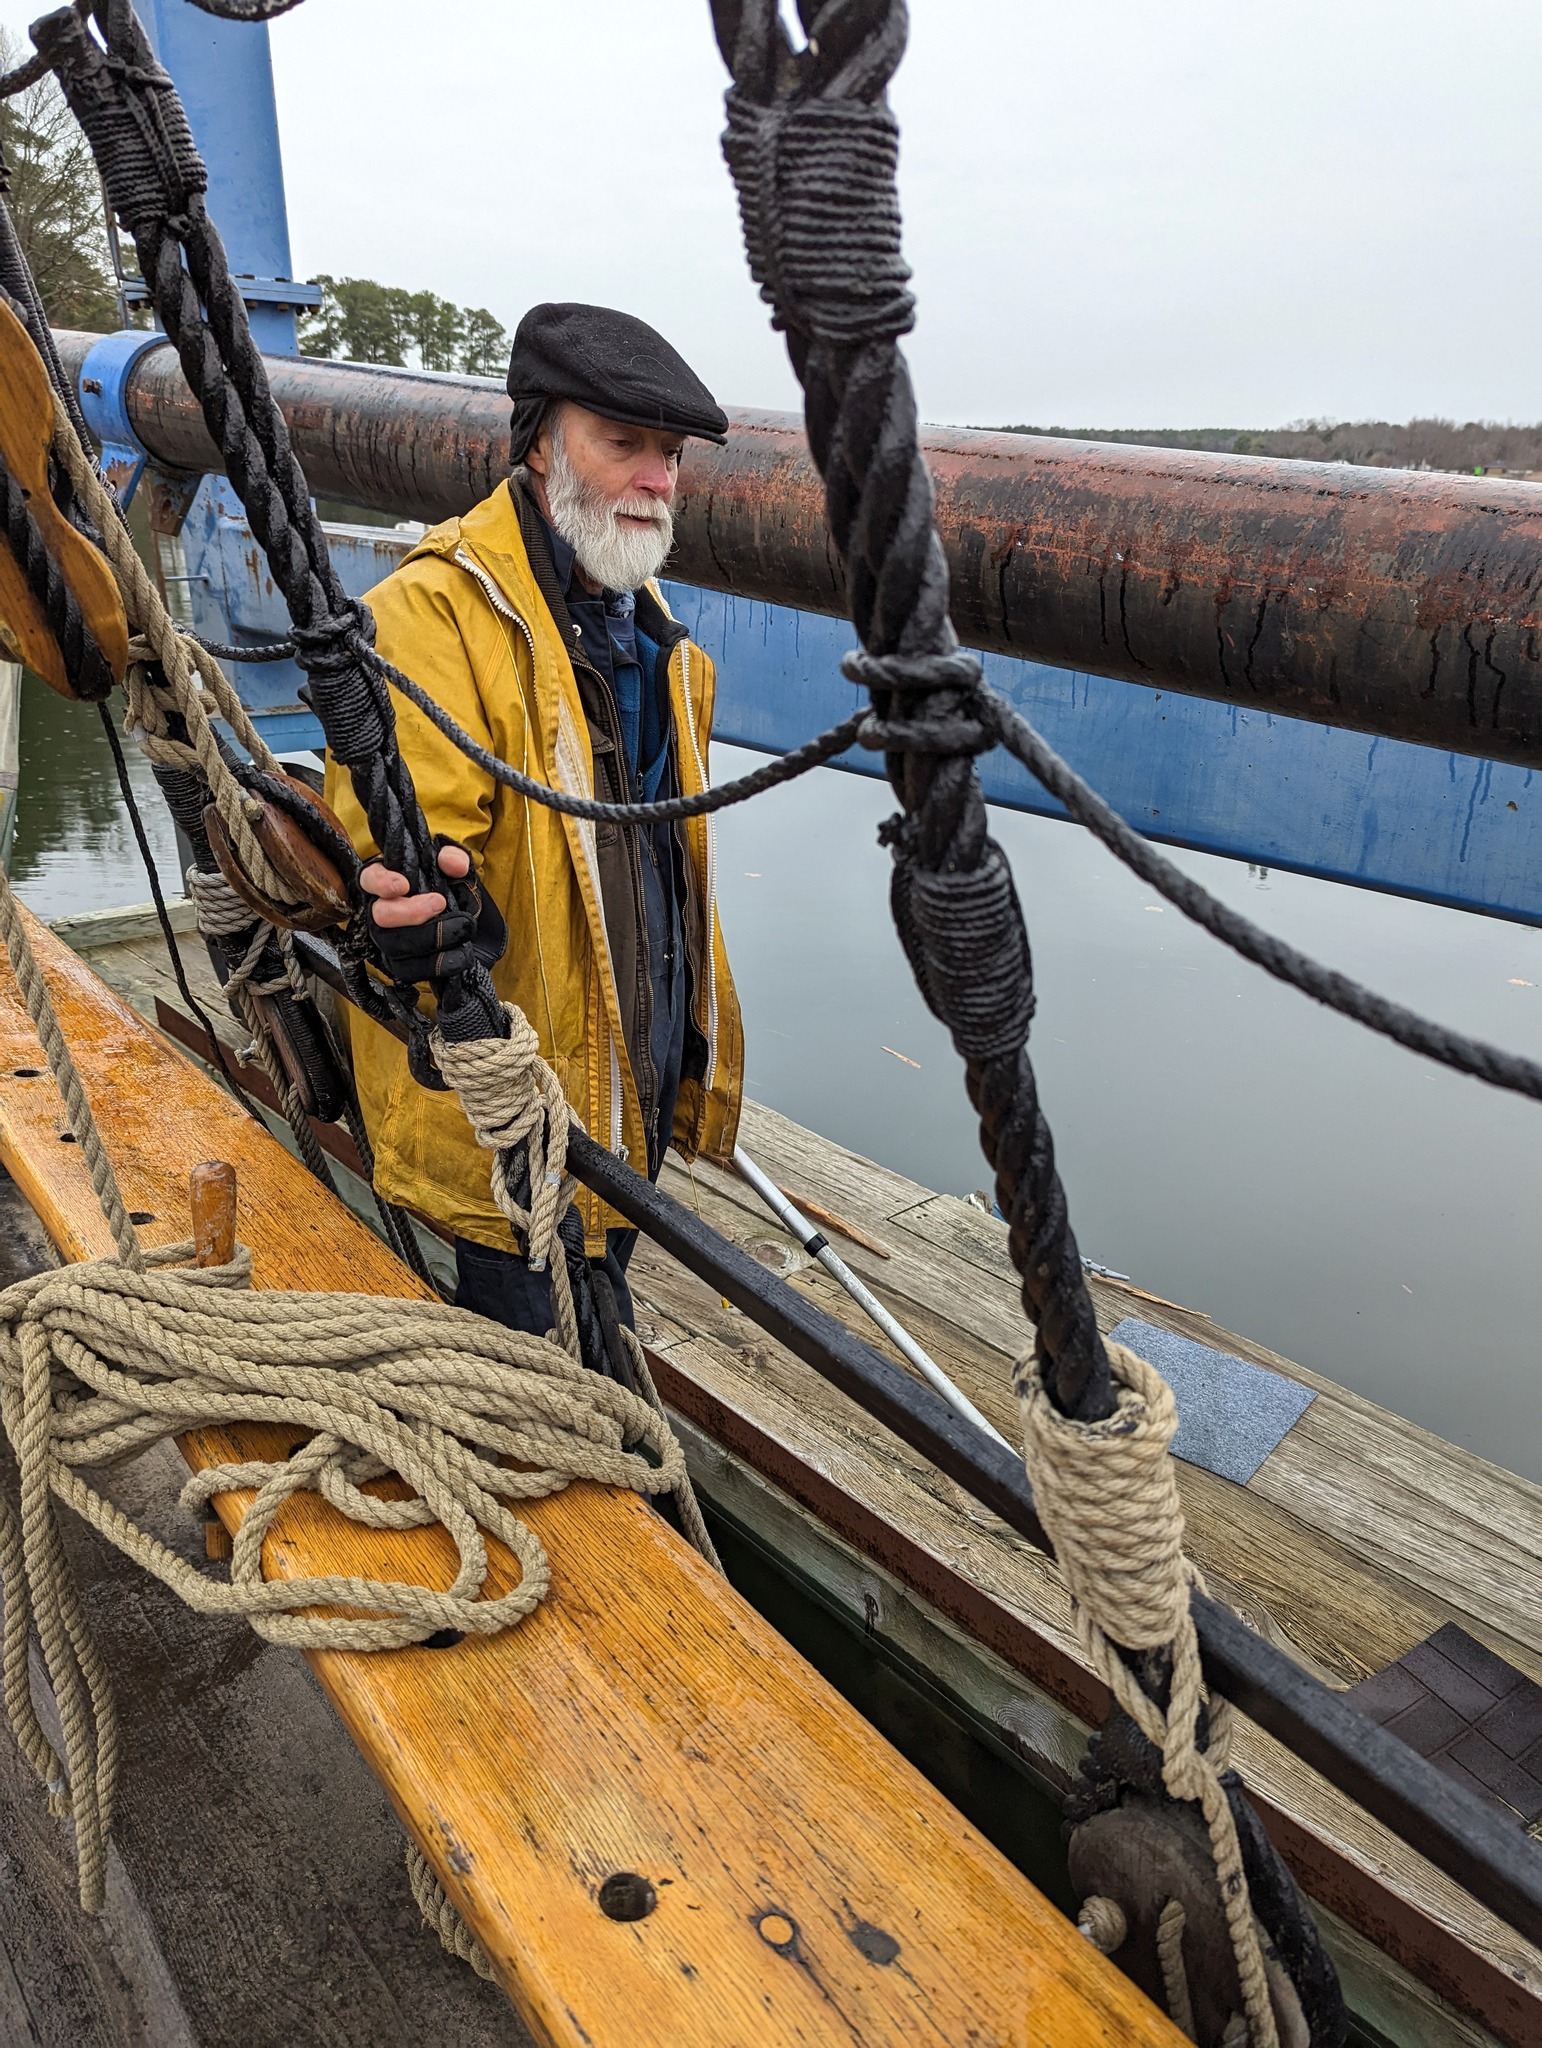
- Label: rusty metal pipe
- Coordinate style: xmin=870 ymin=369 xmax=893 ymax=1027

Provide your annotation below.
xmin=55 ymin=329 xmax=1542 ymax=768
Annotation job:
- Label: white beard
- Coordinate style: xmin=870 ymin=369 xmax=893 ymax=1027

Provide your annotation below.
xmin=544 ymin=430 xmax=675 ymax=593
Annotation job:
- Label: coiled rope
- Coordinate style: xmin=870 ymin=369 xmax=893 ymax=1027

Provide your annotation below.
xmin=0 ymin=859 xmax=706 ymax=1968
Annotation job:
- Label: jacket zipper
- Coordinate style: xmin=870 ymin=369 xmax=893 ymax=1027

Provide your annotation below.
xmin=676 ymin=641 xmax=719 ymax=1094
xmin=454 ymin=546 xmax=538 ymax=667
xmin=455 ymin=543 xmax=631 ymax=1158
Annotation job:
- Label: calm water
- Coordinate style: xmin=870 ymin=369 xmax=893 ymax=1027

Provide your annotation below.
xmin=13 ymin=678 xmax=1542 ymax=1482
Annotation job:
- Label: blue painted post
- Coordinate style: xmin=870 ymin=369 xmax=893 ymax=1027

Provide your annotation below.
xmin=79 ymin=0 xmax=329 ymax=752
xmin=136 ymin=0 xmax=318 ymax=353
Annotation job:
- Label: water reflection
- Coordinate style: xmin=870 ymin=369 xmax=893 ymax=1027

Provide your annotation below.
xmin=711 ymin=744 xmax=1542 ymax=1485
xmin=10 ymin=671 xmax=180 ymax=920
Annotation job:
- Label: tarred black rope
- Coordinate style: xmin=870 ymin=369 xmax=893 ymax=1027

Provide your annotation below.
xmin=0 ymin=440 xmax=115 ymax=702
xmin=189 ymin=631 xmax=869 ymax=825
xmin=183 ymin=0 xmax=306 ymax=18
xmin=180 ymin=630 xmax=296 ymax=664
xmin=31 ymin=0 xmax=501 ymax=1059
xmin=374 ymin=647 xmax=866 ymax=823
xmin=712 ymin=13 xmax=1347 ymax=2033
xmin=978 ymin=693 xmax=1542 ymax=1103
xmin=713 ymin=0 xmax=1110 ymax=1424
xmin=0 ymin=1 xmax=89 ymax=100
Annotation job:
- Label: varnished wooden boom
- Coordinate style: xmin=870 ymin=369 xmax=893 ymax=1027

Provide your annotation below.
xmin=0 ymin=908 xmax=1180 ymax=2048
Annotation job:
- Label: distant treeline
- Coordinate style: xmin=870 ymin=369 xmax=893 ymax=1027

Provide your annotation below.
xmin=992 ymin=418 xmax=1542 ymax=476
xmin=300 ymin=277 xmax=509 ymax=378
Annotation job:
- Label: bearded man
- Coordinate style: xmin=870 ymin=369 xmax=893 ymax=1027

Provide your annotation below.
xmin=326 ymin=302 xmax=744 ymax=1335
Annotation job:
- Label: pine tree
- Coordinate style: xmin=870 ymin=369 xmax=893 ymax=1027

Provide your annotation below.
xmin=405 ymin=291 xmax=465 ymax=373
xmin=0 ymin=31 xmax=117 ymax=330
xmin=459 ymin=307 xmax=510 ymax=379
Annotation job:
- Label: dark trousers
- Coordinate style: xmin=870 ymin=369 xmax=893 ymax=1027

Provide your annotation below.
xmin=453 ymin=1228 xmax=639 ymax=1336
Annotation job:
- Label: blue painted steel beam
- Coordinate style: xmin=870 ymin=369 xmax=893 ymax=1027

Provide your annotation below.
xmin=663 ymin=585 xmax=1542 ymax=928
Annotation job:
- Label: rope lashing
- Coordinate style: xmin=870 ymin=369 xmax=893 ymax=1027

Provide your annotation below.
xmin=0 ymin=1243 xmax=689 ymax=1914
xmin=712 ymin=1 xmax=1112 ymax=1424
xmin=434 ymin=1007 xmax=576 ymax=1335
xmin=188 ymin=865 xmax=343 ymax=1191
xmin=1019 ymin=1341 xmax=1277 ymax=2048
xmin=433 ymin=1008 xmax=722 ymax=1568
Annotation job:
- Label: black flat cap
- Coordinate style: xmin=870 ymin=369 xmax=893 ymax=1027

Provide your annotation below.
xmin=506 ymin=302 xmax=728 ymax=465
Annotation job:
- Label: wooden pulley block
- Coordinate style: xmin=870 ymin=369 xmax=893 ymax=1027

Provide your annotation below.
xmin=1068 ymin=1795 xmax=1310 ymax=2048
xmin=0 ymin=297 xmax=128 ymax=699
xmin=203 ymin=773 xmax=354 ymax=933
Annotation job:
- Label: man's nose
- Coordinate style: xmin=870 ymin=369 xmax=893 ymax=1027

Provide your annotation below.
xmin=633 ymin=450 xmax=676 ymax=497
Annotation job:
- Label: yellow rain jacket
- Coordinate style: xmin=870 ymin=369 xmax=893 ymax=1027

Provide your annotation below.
xmin=325 ymin=480 xmax=744 ymax=1255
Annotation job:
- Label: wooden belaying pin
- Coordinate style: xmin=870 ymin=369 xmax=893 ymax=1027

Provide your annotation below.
xmin=190 ymin=1161 xmax=239 ymax=1561
xmin=189 ymin=1160 xmax=238 ymax=1268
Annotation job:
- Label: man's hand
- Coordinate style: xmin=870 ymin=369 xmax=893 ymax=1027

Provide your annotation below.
xmin=359 ymin=841 xmax=507 ymax=985
xmin=360 ymin=841 xmax=472 ymax=929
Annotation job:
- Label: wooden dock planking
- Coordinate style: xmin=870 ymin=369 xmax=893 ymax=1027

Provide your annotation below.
xmin=669 ymin=1114 xmax=1542 ymax=1687
xmin=629 ymin=1111 xmax=1542 ymax=2042
xmin=62 ymin=908 xmax=1542 ymax=2044
xmin=0 ymin=907 xmax=1182 ymax=2048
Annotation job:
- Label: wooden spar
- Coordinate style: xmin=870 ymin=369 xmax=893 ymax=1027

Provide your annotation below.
xmin=0 ymin=905 xmax=1183 ymax=2048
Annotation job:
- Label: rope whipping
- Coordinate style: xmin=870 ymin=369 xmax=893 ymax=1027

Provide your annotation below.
xmin=708 ymin=6 xmax=1337 ymax=2040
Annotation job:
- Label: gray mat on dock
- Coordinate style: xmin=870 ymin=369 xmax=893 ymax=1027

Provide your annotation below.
xmin=1108 ymin=1317 xmax=1316 ymax=1483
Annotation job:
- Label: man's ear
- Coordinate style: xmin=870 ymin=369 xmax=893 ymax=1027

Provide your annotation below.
xmin=525 ymin=400 xmax=563 ymax=479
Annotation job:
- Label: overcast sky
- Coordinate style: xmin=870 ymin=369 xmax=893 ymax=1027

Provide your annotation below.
xmin=8 ymin=0 xmax=1539 ymax=427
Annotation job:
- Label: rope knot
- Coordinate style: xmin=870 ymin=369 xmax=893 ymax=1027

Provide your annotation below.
xmin=432 ymin=1004 xmax=572 ymax=1282
xmin=1021 ymin=1341 xmax=1280 ymax=2044
xmin=1019 ymin=1340 xmax=1191 ymax=1650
